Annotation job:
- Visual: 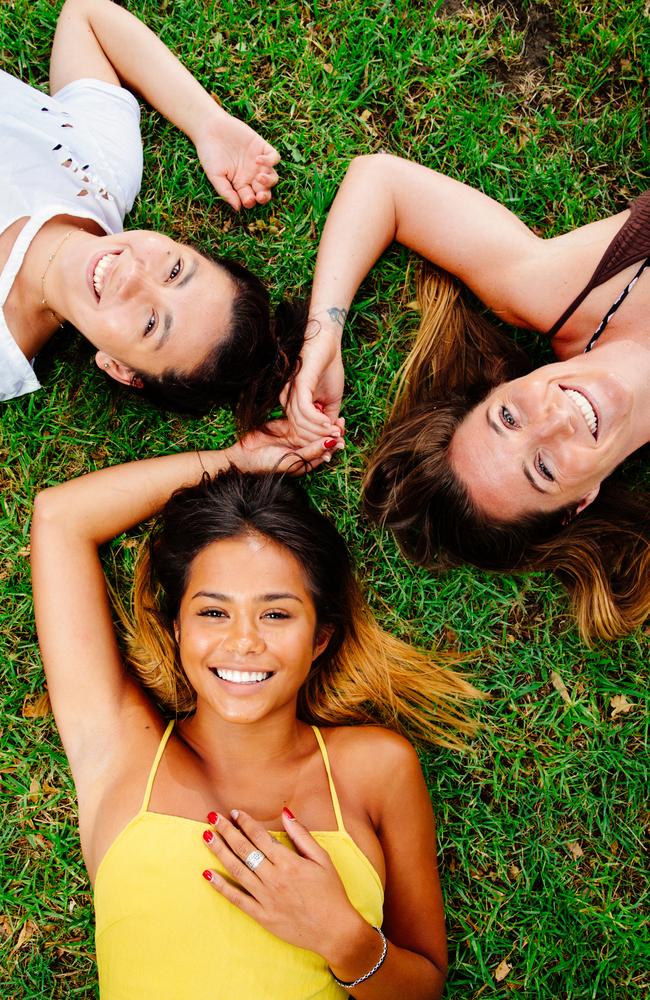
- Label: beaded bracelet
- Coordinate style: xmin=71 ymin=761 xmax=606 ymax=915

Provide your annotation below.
xmin=330 ymin=926 xmax=388 ymax=989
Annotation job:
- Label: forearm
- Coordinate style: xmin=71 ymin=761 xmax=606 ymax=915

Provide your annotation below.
xmin=33 ymin=446 xmax=238 ymax=547
xmin=326 ymin=915 xmax=445 ymax=1000
xmin=310 ymin=154 xmax=543 ymax=333
xmin=309 ymin=155 xmax=401 ymax=340
xmin=56 ymin=0 xmax=224 ymax=142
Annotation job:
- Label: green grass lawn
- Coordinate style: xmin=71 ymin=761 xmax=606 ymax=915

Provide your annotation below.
xmin=1 ymin=0 xmax=648 ymax=996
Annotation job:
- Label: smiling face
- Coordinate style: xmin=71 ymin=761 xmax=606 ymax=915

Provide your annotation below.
xmin=450 ymin=357 xmax=638 ymax=520
xmin=174 ymin=533 xmax=330 ymax=725
xmin=53 ymin=229 xmax=235 ymax=382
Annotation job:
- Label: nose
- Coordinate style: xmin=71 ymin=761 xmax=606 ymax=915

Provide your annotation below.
xmin=535 ymin=397 xmax=575 ymax=441
xmin=114 ymin=252 xmax=149 ymax=300
xmin=221 ymin=620 xmax=265 ymax=656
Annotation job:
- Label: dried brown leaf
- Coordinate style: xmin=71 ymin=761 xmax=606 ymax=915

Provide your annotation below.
xmin=567 ymin=841 xmax=584 ymax=860
xmin=494 ymin=958 xmax=512 ymax=982
xmin=551 ymin=671 xmax=572 ymax=704
xmin=610 ymin=694 xmax=634 ymax=718
xmin=0 ymin=915 xmax=12 ymax=941
xmin=360 ymin=108 xmax=372 ymax=122
xmin=22 ymin=691 xmax=51 ymax=719
xmin=13 ymin=919 xmax=38 ymax=953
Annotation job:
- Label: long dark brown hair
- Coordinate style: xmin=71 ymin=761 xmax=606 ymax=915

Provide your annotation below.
xmin=364 ymin=265 xmax=650 ymax=642
xmin=120 ymin=467 xmax=482 ymax=749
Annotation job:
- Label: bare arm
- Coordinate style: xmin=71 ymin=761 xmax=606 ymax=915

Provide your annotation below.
xmin=285 ymin=153 xmax=542 ymax=440
xmin=31 ymin=428 xmax=330 ymax=786
xmin=49 ymin=0 xmax=279 ymax=209
xmin=329 ymin=735 xmax=447 ymax=999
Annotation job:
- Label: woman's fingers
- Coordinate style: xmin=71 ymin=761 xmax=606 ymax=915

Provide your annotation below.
xmin=281 ymin=807 xmax=331 ymax=865
xmin=254 ymin=167 xmax=279 ymax=189
xmin=210 ymin=173 xmax=242 ymax=212
xmin=237 ymin=182 xmax=257 ymax=209
xmin=285 ymin=388 xmax=338 ymax=441
xmin=202 ymin=813 xmax=272 ymax=886
xmin=275 ymin=439 xmax=341 ymax=475
xmin=230 ymin=809 xmax=285 ymax=859
xmin=202 ymin=868 xmax=265 ymax=920
xmin=256 ymin=149 xmax=281 ymax=168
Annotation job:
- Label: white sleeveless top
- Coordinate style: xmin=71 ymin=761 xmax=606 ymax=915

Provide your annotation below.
xmin=0 ymin=70 xmax=143 ymax=400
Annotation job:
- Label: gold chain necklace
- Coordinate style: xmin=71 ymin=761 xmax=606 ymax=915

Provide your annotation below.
xmin=40 ymin=228 xmax=80 ymax=327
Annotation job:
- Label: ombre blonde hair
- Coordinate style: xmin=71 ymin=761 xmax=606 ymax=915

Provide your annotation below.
xmin=364 ymin=264 xmax=650 ymax=642
xmin=119 ymin=467 xmax=481 ymax=750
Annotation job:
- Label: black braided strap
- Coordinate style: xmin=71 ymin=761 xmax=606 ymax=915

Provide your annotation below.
xmin=330 ymin=926 xmax=388 ymax=989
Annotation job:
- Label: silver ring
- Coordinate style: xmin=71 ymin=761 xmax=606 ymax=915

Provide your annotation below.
xmin=244 ymin=849 xmax=266 ymax=871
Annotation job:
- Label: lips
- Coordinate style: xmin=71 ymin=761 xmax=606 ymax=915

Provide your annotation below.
xmin=561 ymin=387 xmax=598 ymax=438
xmin=211 ymin=668 xmax=273 ymax=685
xmin=91 ymin=251 xmax=122 ymax=300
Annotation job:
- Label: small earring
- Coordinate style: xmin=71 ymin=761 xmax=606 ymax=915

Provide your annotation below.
xmin=104 ymin=362 xmax=109 ymax=370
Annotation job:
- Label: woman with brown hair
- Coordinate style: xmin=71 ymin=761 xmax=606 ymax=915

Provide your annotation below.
xmin=284 ymin=155 xmax=650 ymax=642
xmin=31 ymin=424 xmax=478 ymax=998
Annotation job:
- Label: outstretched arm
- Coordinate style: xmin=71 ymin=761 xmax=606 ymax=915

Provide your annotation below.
xmin=31 ymin=426 xmax=332 ymax=787
xmin=50 ymin=0 xmax=280 ymax=209
xmin=284 ymin=153 xmax=543 ymax=441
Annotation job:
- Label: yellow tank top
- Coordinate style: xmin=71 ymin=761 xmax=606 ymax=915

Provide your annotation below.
xmin=94 ymin=723 xmax=384 ymax=999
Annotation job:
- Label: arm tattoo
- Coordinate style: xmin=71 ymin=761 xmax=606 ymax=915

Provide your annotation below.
xmin=326 ymin=306 xmax=348 ymax=328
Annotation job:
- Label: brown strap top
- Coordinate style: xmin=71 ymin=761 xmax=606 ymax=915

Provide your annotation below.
xmin=547 ymin=189 xmax=650 ymax=344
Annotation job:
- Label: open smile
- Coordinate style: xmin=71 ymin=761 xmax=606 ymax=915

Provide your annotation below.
xmin=91 ymin=250 xmax=122 ymax=301
xmin=561 ymin=386 xmax=599 ymax=439
xmin=210 ymin=668 xmax=274 ymax=685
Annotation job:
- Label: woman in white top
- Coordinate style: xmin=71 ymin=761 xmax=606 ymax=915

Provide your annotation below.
xmin=1 ymin=0 xmax=284 ymax=420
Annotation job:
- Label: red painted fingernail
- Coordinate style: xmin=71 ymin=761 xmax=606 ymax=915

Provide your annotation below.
xmin=207 ymin=811 xmax=219 ymax=825
xmin=282 ymin=806 xmax=295 ymax=820
xmin=324 ymin=439 xmax=338 ymax=449
xmin=203 ymin=829 xmax=214 ymax=844
xmin=202 ymin=869 xmax=213 ymax=882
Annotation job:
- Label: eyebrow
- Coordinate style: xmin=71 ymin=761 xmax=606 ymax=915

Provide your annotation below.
xmin=522 ymin=464 xmax=550 ymax=494
xmin=191 ymin=591 xmax=304 ymax=604
xmin=155 ymin=258 xmax=199 ymax=350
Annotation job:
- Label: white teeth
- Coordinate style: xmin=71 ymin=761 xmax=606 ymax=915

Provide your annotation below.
xmin=564 ymin=388 xmax=598 ymax=437
xmin=92 ymin=252 xmax=120 ymax=298
xmin=215 ymin=668 xmax=271 ymax=684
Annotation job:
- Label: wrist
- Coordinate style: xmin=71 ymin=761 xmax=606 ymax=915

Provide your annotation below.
xmin=195 ymin=445 xmax=239 ymax=478
xmin=323 ymin=911 xmax=381 ymax=981
xmin=306 ymin=307 xmax=347 ymax=343
xmin=188 ymin=99 xmax=229 ymax=147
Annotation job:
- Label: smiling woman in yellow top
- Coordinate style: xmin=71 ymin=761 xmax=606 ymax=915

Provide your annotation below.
xmin=31 ymin=425 xmax=479 ymax=999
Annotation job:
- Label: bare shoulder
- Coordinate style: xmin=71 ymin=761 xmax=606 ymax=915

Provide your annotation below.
xmin=322 ymin=725 xmax=424 ymax=785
